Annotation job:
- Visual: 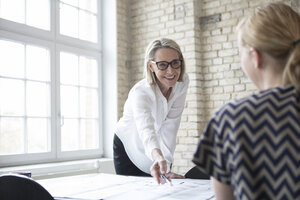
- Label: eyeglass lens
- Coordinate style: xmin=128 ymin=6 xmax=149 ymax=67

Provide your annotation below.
xmin=156 ymin=60 xmax=181 ymax=70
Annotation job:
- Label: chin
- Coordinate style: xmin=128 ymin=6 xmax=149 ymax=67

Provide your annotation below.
xmin=165 ymin=81 xmax=177 ymax=87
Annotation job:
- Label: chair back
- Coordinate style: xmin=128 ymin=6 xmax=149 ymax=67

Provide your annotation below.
xmin=185 ymin=166 xmax=210 ymax=179
xmin=0 ymin=174 xmax=54 ymax=200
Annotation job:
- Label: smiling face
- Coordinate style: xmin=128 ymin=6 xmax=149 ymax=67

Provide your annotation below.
xmin=149 ymin=48 xmax=181 ymax=92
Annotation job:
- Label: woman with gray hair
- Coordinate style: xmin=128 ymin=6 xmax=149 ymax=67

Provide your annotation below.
xmin=114 ymin=38 xmax=189 ymax=184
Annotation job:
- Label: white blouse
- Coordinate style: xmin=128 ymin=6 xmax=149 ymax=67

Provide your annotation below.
xmin=115 ymin=73 xmax=189 ymax=174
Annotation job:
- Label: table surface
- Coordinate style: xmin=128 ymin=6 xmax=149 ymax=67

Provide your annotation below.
xmin=38 ymin=173 xmax=215 ymax=200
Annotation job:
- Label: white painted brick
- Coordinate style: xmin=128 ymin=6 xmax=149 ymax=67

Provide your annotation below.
xmin=204 ymin=80 xmax=219 ymax=87
xmin=209 ymin=64 xmax=230 ymax=72
xmin=224 ymin=57 xmax=234 ymax=63
xmin=212 ymin=43 xmax=222 ymax=50
xmin=207 ymin=35 xmax=227 ymax=43
xmin=223 ymin=42 xmax=233 ymax=49
xmin=203 ymin=51 xmax=217 ymax=59
xmin=212 ymin=28 xmax=221 ymax=35
xmin=218 ymin=49 xmax=238 ymax=57
xmin=203 ymin=1 xmax=220 ymax=9
xmin=204 ymin=73 xmax=212 ymax=81
xmin=226 ymin=2 xmax=248 ymax=12
xmin=213 ymin=58 xmax=222 ymax=65
xmin=214 ymin=86 xmax=224 ymax=93
xmin=224 ymin=85 xmax=234 ymax=93
xmin=219 ymin=78 xmax=240 ymax=85
xmin=222 ymin=12 xmax=231 ymax=20
xmin=214 ymin=100 xmax=225 ymax=107
xmin=235 ymin=84 xmax=245 ymax=91
xmin=231 ymin=63 xmax=241 ymax=70
xmin=213 ymin=72 xmax=224 ymax=79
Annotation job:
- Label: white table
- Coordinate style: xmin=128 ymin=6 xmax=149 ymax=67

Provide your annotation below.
xmin=38 ymin=173 xmax=215 ymax=200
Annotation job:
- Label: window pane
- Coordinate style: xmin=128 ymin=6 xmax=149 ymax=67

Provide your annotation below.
xmin=0 ymin=117 xmax=24 ymax=155
xmin=61 ymin=119 xmax=79 ymax=151
xmin=27 ymin=118 xmax=49 ymax=153
xmin=80 ymin=88 xmax=98 ymax=118
xmin=79 ymin=56 xmax=97 ymax=87
xmin=26 ymin=45 xmax=50 ymax=81
xmin=0 ymin=79 xmax=24 ymax=116
xmin=0 ymin=40 xmax=25 ymax=78
xmin=0 ymin=0 xmax=49 ymax=30
xmin=79 ymin=0 xmax=97 ymax=13
xmin=27 ymin=81 xmax=50 ymax=117
xmin=80 ymin=119 xmax=98 ymax=149
xmin=60 ymin=51 xmax=100 ymax=152
xmin=61 ymin=85 xmax=79 ymax=117
xmin=0 ymin=0 xmax=25 ymax=24
xmin=27 ymin=0 xmax=50 ymax=30
xmin=60 ymin=52 xmax=78 ymax=85
xmin=79 ymin=10 xmax=97 ymax=43
xmin=60 ymin=3 xmax=78 ymax=39
xmin=60 ymin=0 xmax=77 ymax=7
xmin=59 ymin=0 xmax=98 ymax=43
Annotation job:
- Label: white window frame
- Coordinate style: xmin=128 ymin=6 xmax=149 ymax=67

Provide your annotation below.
xmin=0 ymin=0 xmax=114 ymax=167
xmin=55 ymin=43 xmax=103 ymax=161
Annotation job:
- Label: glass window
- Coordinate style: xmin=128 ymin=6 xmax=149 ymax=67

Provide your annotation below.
xmin=0 ymin=40 xmax=51 ymax=156
xmin=0 ymin=0 xmax=50 ymax=30
xmin=0 ymin=0 xmax=102 ymax=166
xmin=59 ymin=0 xmax=98 ymax=43
xmin=60 ymin=52 xmax=99 ymax=151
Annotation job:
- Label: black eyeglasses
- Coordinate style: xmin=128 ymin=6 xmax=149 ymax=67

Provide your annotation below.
xmin=151 ymin=59 xmax=182 ymax=70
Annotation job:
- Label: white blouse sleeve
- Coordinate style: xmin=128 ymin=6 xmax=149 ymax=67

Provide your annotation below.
xmin=131 ymin=86 xmax=160 ymax=160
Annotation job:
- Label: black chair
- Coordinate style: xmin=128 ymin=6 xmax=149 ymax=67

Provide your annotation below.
xmin=0 ymin=174 xmax=54 ymax=200
xmin=184 ymin=166 xmax=210 ymax=179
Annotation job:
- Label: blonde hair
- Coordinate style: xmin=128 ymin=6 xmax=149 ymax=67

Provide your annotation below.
xmin=143 ymin=38 xmax=185 ymax=84
xmin=236 ymin=2 xmax=300 ymax=89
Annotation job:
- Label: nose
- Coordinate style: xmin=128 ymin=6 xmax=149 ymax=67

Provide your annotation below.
xmin=166 ymin=63 xmax=174 ymax=72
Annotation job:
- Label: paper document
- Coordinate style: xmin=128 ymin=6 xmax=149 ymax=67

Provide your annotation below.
xmin=39 ymin=173 xmax=215 ymax=200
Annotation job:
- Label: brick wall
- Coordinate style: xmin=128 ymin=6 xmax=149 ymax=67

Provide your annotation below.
xmin=116 ymin=0 xmax=295 ymax=175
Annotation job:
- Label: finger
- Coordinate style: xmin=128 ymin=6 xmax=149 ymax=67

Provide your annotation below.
xmin=158 ymin=160 xmax=167 ymax=174
xmin=166 ymin=172 xmax=185 ymax=179
xmin=150 ymin=163 xmax=161 ymax=184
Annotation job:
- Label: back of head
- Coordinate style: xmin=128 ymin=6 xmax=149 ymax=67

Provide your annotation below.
xmin=237 ymin=2 xmax=300 ymax=89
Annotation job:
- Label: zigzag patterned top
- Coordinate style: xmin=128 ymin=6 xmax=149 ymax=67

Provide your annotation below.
xmin=193 ymin=85 xmax=300 ymax=200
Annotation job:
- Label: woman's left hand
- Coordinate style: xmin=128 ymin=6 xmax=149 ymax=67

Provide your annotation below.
xmin=165 ymin=172 xmax=185 ymax=179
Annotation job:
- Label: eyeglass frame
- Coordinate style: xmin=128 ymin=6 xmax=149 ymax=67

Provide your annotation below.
xmin=150 ymin=59 xmax=182 ymax=71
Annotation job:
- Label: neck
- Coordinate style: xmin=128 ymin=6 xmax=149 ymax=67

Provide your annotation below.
xmin=256 ymin=53 xmax=284 ymax=90
xmin=257 ymin=66 xmax=283 ymax=90
xmin=157 ymin=82 xmax=172 ymax=99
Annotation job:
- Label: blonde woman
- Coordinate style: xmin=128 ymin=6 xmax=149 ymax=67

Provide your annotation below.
xmin=114 ymin=38 xmax=189 ymax=184
xmin=193 ymin=2 xmax=300 ymax=199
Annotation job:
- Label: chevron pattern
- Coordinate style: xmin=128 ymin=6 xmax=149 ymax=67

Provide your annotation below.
xmin=193 ymin=85 xmax=300 ymax=200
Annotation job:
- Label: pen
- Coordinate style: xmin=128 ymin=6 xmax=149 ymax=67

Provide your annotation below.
xmin=160 ymin=174 xmax=173 ymax=186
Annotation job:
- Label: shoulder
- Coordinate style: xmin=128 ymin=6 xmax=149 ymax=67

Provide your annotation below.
xmin=212 ymin=85 xmax=297 ymax=124
xmin=182 ymin=73 xmax=189 ymax=85
xmin=129 ymin=79 xmax=156 ymax=100
xmin=130 ymin=79 xmax=152 ymax=92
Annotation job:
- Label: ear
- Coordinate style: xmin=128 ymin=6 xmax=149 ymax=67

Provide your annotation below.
xmin=250 ymin=48 xmax=262 ymax=69
xmin=148 ymin=61 xmax=154 ymax=72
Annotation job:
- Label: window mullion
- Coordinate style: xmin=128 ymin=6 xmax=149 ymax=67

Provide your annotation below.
xmin=24 ymin=45 xmax=28 ymax=154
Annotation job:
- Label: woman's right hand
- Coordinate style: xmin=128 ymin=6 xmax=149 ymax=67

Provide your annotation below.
xmin=150 ymin=148 xmax=167 ymax=184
